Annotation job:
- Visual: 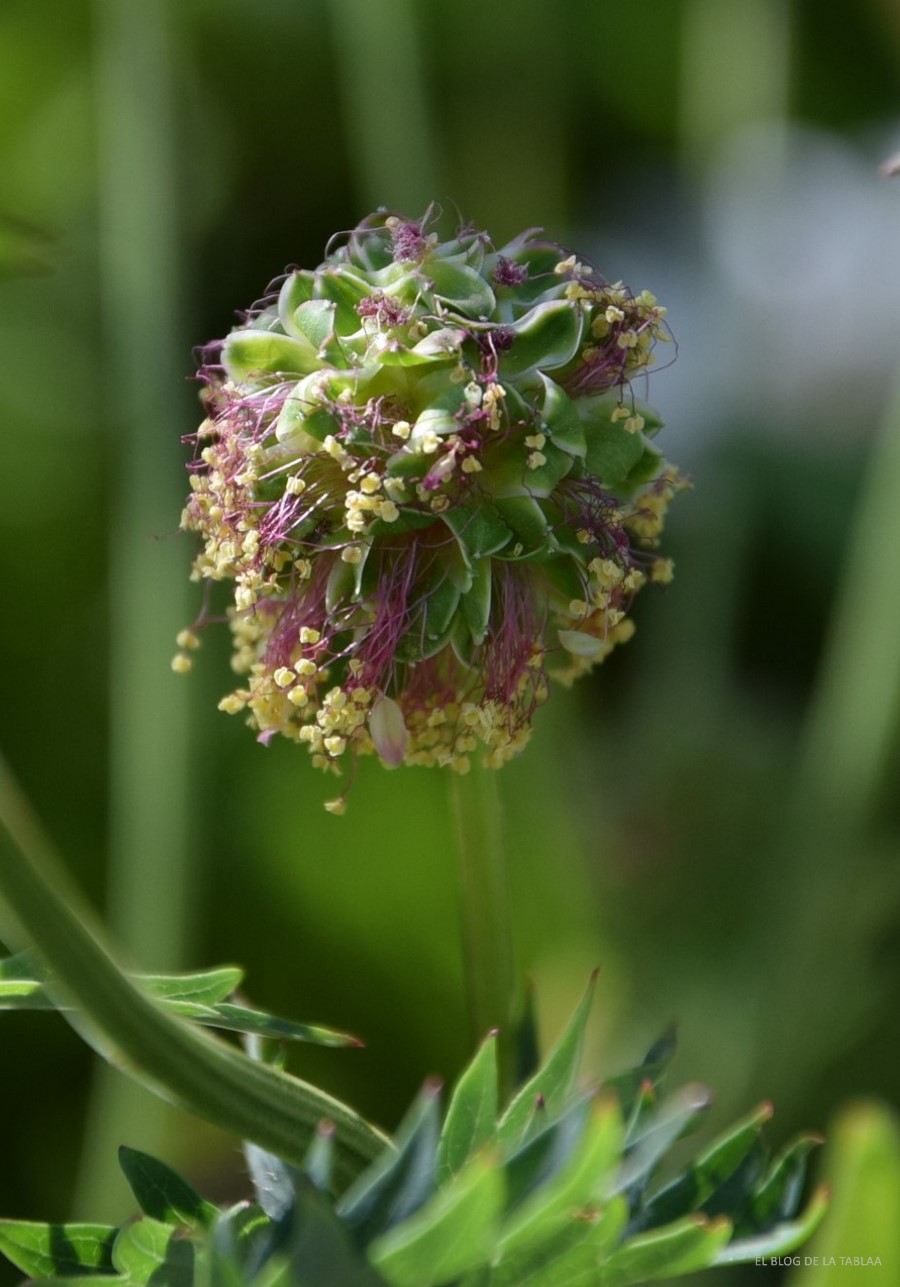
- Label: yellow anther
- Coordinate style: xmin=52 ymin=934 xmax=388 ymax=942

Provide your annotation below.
xmin=324 ymin=735 xmax=347 ymax=756
xmin=295 ymin=658 xmax=317 ymax=676
xmin=299 ymin=627 xmax=320 ymax=644
xmin=324 ymin=798 xmax=346 ymax=815
xmin=392 ymin=420 xmax=411 ymax=440
xmin=527 ymin=451 xmax=547 ymax=470
xmin=524 ymin=433 xmax=546 ymax=450
xmin=360 ymin=472 xmax=382 ymax=494
xmin=176 ymin=629 xmax=200 ymax=651
xmin=461 ymin=457 xmax=482 ymax=474
xmin=285 ymin=475 xmax=306 ymax=496
xmin=342 ymin=545 xmax=363 ymax=564
xmin=624 ymin=414 xmax=645 ymax=434
xmin=378 ymin=500 xmax=400 ymax=522
xmin=171 ymin=653 xmax=193 ymax=674
xmin=217 ymin=692 xmax=246 ymax=714
xmin=274 ymin=667 xmax=295 ymax=688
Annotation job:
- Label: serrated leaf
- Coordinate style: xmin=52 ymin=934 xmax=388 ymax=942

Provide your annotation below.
xmin=112 ymin=1219 xmax=194 ymax=1286
xmin=603 ymin=1215 xmax=733 ymax=1285
xmin=614 ymin=1085 xmax=712 ymax=1202
xmin=498 ymin=973 xmax=597 ymax=1152
xmin=713 ymin=1185 xmax=829 ymax=1265
xmin=369 ymin=1155 xmax=503 ymax=1287
xmin=633 ymin=1100 xmax=773 ymax=1232
xmin=499 ymin=301 xmax=583 ymax=377
xmin=223 ymin=330 xmax=321 ymax=382
xmin=497 ymin=1096 xmax=623 ymax=1261
xmin=118 ymin=1147 xmax=218 ymax=1230
xmin=0 ymin=1222 xmax=118 ymax=1279
xmin=337 ymin=1084 xmax=441 ymax=1242
xmin=438 ymin=1033 xmax=499 ymax=1183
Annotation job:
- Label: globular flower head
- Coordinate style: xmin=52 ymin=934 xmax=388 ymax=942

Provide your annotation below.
xmin=178 ymin=209 xmax=685 ymax=807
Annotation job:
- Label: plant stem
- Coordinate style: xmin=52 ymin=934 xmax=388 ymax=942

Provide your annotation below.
xmin=0 ymin=754 xmax=389 ymax=1190
xmin=450 ymin=765 xmax=517 ymax=1100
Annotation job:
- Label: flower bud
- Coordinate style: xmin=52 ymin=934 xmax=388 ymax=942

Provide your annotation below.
xmin=180 ymin=210 xmax=684 ymax=803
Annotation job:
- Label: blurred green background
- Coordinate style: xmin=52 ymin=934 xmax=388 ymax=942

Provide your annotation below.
xmin=1 ymin=1 xmax=899 ymax=1282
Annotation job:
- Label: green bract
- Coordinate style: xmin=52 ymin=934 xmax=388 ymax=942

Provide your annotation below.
xmin=179 ymin=211 xmax=684 ymax=809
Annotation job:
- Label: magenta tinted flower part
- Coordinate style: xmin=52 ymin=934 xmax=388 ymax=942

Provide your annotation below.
xmin=178 ymin=211 xmax=684 ymax=808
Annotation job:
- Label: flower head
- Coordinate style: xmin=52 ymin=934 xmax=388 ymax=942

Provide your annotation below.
xmin=178 ymin=210 xmax=685 ymax=805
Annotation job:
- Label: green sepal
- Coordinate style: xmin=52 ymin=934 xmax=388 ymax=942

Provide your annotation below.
xmin=369 ymin=1154 xmax=503 ymax=1287
xmin=118 ymin=1146 xmax=218 ymax=1230
xmin=223 ymin=330 xmax=321 ymax=382
xmin=277 ymin=271 xmax=316 ymax=333
xmin=293 ymin=299 xmax=337 ymax=353
xmin=437 ymin=1032 xmax=499 ymax=1183
xmin=490 ymin=497 xmax=551 ymax=554
xmin=427 ymin=259 xmax=496 ymax=318
xmin=442 ymin=504 xmax=512 ymax=559
xmin=498 ymin=972 xmax=596 ymax=1151
xmin=112 ymin=1218 xmax=195 ymax=1286
xmin=459 ymin=557 xmax=492 ymax=645
xmin=539 ymin=375 xmax=586 ymax=457
xmin=0 ymin=1222 xmax=118 ymax=1280
xmin=499 ymin=301 xmax=583 ymax=377
xmin=316 ymin=268 xmax=372 ymax=335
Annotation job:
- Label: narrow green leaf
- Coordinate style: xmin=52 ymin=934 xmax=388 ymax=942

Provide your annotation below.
xmin=302 ymin=1122 xmax=336 ymax=1194
xmin=615 ymin=1085 xmax=712 ymax=1206
xmin=138 ymin=968 xmax=244 ymax=1007
xmin=494 ymin=1199 xmax=628 ymax=1287
xmin=603 ymin=1215 xmax=733 ymax=1286
xmin=0 ymin=1222 xmax=118 ymax=1279
xmin=118 ymin=1147 xmax=218 ymax=1230
xmin=633 ymin=1100 xmax=773 ymax=1231
xmin=603 ymin=1026 xmax=677 ymax=1125
xmin=337 ymin=1084 xmax=441 ymax=1240
xmin=369 ymin=1155 xmax=504 ymax=1287
xmin=743 ymin=1133 xmax=822 ymax=1232
xmin=713 ymin=1185 xmax=829 ymax=1265
xmin=503 ymin=1097 xmax=593 ymax=1211
xmin=437 ymin=1032 xmax=499 ymax=1182
xmin=112 ymin=1219 xmax=194 ymax=1286
xmin=174 ymin=1000 xmax=363 ymax=1048
xmin=497 ymin=1096 xmax=623 ymax=1260
xmin=289 ymin=1183 xmax=388 ymax=1286
xmin=498 ymin=974 xmax=597 ymax=1152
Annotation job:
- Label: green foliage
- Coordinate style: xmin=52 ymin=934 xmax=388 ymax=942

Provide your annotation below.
xmin=0 ymin=994 xmax=826 ymax=1287
xmin=0 ymin=953 xmax=361 ymax=1049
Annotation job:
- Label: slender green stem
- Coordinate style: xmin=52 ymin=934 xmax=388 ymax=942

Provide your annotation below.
xmin=81 ymin=0 xmax=194 ymax=1213
xmin=450 ymin=765 xmax=517 ymax=1100
xmin=0 ymin=755 xmax=389 ymax=1190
